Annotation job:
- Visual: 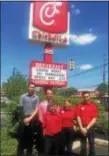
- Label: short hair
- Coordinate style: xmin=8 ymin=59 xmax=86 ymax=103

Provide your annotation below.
xmin=48 ymin=99 xmax=56 ymax=105
xmin=28 ymin=83 xmax=36 ymax=87
xmin=82 ymin=91 xmax=90 ymax=96
xmin=43 ymin=88 xmax=53 ymax=94
xmin=47 ymin=100 xmax=57 ymax=110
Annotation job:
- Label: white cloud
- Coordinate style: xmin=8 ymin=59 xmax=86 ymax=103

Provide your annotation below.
xmin=75 ymin=9 xmax=81 ymax=15
xmin=89 ymin=28 xmax=93 ymax=33
xmin=71 ymin=4 xmax=80 ymax=15
xmin=79 ymin=64 xmax=93 ymax=70
xmin=70 ymin=33 xmax=97 ymax=45
xmin=71 ymin=4 xmax=75 ymax=9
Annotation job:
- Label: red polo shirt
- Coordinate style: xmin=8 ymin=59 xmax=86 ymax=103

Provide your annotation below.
xmin=76 ymin=101 xmax=98 ymax=126
xmin=43 ymin=111 xmax=62 ymax=136
xmin=60 ymin=107 xmax=76 ymax=128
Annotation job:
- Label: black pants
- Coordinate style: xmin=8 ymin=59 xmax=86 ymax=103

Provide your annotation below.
xmin=60 ymin=128 xmax=74 ymax=156
xmin=44 ymin=132 xmax=61 ymax=156
xmin=80 ymin=128 xmax=96 ymax=156
xmin=16 ymin=124 xmax=33 ymax=156
xmin=34 ymin=123 xmax=44 ymax=155
xmin=16 ymin=119 xmax=44 ymax=156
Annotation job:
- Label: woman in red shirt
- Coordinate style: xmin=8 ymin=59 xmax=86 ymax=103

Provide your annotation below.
xmin=60 ymin=99 xmax=76 ymax=156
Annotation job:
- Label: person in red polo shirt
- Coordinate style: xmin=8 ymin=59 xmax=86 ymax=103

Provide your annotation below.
xmin=76 ymin=91 xmax=98 ymax=156
xmin=43 ymin=101 xmax=62 ymax=156
xmin=60 ymin=99 xmax=76 ymax=156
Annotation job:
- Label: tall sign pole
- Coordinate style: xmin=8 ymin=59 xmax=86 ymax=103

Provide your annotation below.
xmin=44 ymin=43 xmax=53 ymax=64
xmin=44 ymin=43 xmax=53 ymax=92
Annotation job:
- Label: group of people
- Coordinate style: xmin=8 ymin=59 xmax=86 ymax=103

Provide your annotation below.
xmin=16 ymin=83 xmax=98 ymax=156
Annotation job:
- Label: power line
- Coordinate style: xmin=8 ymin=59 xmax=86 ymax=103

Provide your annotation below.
xmin=68 ymin=63 xmax=108 ymax=78
xmin=69 ymin=81 xmax=108 ymax=90
xmin=71 ymin=70 xmax=108 ymax=80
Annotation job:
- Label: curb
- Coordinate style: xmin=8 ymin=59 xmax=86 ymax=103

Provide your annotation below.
xmin=72 ymin=138 xmax=108 ymax=150
xmin=95 ymin=138 xmax=108 ymax=146
xmin=73 ymin=141 xmax=80 ymax=149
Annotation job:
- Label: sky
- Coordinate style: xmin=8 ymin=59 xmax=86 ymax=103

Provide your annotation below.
xmin=1 ymin=1 xmax=108 ymax=90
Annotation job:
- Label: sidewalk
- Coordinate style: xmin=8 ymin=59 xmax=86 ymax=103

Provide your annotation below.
xmin=73 ymin=138 xmax=108 ymax=156
xmin=73 ymin=137 xmax=108 ymax=149
xmin=73 ymin=144 xmax=108 ymax=156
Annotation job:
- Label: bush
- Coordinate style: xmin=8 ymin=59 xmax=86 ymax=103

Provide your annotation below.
xmin=1 ymin=127 xmax=17 ymax=155
xmin=1 ymin=106 xmax=18 ymax=154
xmin=1 ymin=101 xmax=8 ymax=109
xmin=1 ymin=95 xmax=108 ymax=155
xmin=53 ymin=96 xmax=108 ymax=133
xmin=11 ymin=95 xmax=108 ymax=132
xmin=3 ymin=95 xmax=109 ymax=137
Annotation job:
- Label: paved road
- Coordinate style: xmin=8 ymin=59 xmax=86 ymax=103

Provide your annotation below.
xmin=73 ymin=144 xmax=108 ymax=156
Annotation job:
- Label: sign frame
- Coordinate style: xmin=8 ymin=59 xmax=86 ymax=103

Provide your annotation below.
xmin=29 ymin=60 xmax=68 ymax=87
xmin=28 ymin=2 xmax=70 ymax=46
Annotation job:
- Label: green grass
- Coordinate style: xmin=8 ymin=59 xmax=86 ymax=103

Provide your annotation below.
xmin=1 ymin=127 xmax=17 ymax=156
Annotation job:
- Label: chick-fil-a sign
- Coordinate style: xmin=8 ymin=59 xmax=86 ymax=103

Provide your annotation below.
xmin=29 ymin=61 xmax=68 ymax=87
xmin=28 ymin=1 xmax=69 ymax=46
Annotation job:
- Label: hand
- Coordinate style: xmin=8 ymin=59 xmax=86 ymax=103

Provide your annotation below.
xmin=80 ymin=127 xmax=87 ymax=136
xmin=43 ymin=129 xmax=45 ymax=136
xmin=24 ymin=117 xmax=31 ymax=126
xmin=73 ymin=126 xmax=77 ymax=131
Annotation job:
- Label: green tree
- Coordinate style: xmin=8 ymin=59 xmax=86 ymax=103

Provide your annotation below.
xmin=58 ymin=87 xmax=77 ymax=96
xmin=96 ymin=83 xmax=108 ymax=97
xmin=2 ymin=73 xmax=28 ymax=99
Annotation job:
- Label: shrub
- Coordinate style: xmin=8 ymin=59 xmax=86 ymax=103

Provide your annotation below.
xmin=1 ymin=128 xmax=17 ymax=155
xmin=1 ymin=95 xmax=108 ymax=155
xmin=3 ymin=95 xmax=109 ymax=137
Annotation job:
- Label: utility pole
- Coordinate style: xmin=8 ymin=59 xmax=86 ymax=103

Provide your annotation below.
xmin=101 ymin=54 xmax=107 ymax=105
xmin=103 ymin=54 xmax=106 ymax=84
xmin=12 ymin=67 xmax=21 ymax=76
xmin=12 ymin=67 xmax=16 ymax=76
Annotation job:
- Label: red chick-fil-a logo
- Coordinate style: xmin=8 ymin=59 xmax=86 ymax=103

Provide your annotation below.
xmin=39 ymin=2 xmax=62 ymax=26
xmin=32 ymin=2 xmax=68 ymax=33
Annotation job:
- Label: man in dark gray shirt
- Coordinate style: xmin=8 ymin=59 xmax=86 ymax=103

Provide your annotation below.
xmin=17 ymin=83 xmax=40 ymax=156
